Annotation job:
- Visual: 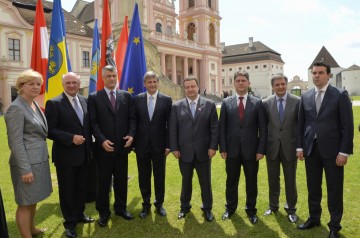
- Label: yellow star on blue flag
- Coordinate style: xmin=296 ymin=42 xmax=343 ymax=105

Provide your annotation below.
xmin=133 ymin=37 xmax=140 ymax=45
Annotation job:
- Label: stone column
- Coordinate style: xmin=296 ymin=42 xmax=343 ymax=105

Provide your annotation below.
xmin=160 ymin=52 xmax=166 ymax=75
xmin=193 ymin=58 xmax=198 ymax=78
xmin=183 ymin=57 xmax=188 ymax=79
xmin=172 ymin=55 xmax=177 ymax=84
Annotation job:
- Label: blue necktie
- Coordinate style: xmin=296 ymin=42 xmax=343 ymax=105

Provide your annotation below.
xmin=73 ymin=97 xmax=83 ymax=125
xmin=190 ymin=101 xmax=196 ymax=118
xmin=278 ymin=98 xmax=284 ymax=123
xmin=148 ymin=95 xmax=154 ymax=120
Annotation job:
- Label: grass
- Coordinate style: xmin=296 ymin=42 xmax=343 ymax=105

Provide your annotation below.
xmin=350 ymin=96 xmax=360 ymax=100
xmin=0 ymin=107 xmax=359 ymax=238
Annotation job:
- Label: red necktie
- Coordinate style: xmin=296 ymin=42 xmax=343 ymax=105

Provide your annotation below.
xmin=110 ymin=91 xmax=116 ymax=111
xmin=239 ymin=96 xmax=244 ymax=121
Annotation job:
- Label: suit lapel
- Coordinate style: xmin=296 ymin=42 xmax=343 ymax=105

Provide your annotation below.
xmin=282 ymin=95 xmax=294 ymax=125
xmin=244 ymin=95 xmax=254 ymax=122
xmin=270 ymin=95 xmax=281 ymax=126
xmin=317 ymin=85 xmax=331 ymax=117
xmin=19 ymin=97 xmax=47 ymax=132
xmin=153 ymin=93 xmax=163 ymax=120
xmin=181 ymin=99 xmax=193 ymax=121
xmin=230 ymin=95 xmax=240 ymax=121
xmin=100 ymin=89 xmax=114 ymax=113
xmin=141 ymin=93 xmax=151 ymax=122
xmin=193 ymin=97 xmax=204 ymax=121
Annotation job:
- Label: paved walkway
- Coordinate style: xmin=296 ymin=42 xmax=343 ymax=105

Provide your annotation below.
xmin=353 ymin=100 xmax=360 ymax=106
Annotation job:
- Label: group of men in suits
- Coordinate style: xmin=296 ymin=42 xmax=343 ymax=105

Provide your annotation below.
xmin=44 ymin=61 xmax=353 ymax=238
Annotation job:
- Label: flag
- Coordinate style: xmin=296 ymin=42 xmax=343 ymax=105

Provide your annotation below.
xmin=45 ymin=0 xmax=71 ymax=103
xmin=89 ymin=19 xmax=100 ymax=94
xmin=115 ymin=16 xmax=128 ymax=86
xmin=98 ymin=0 xmax=115 ymax=90
xmin=31 ymin=0 xmax=48 ymax=108
xmin=120 ymin=3 xmax=146 ymax=96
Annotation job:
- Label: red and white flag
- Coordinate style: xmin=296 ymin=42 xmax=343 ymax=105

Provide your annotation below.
xmin=31 ymin=0 xmax=48 ymax=109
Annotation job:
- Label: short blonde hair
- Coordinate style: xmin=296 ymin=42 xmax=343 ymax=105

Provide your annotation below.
xmin=15 ymin=69 xmax=43 ymax=94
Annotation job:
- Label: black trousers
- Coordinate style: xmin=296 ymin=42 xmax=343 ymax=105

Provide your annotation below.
xmin=56 ymin=163 xmax=88 ymax=229
xmin=0 ymin=189 xmax=9 ymax=238
xmin=225 ymin=147 xmax=259 ymax=216
xmin=305 ymin=142 xmax=344 ymax=232
xmin=179 ymin=156 xmax=212 ymax=212
xmin=95 ymin=154 xmax=128 ymax=217
xmin=136 ymin=145 xmax=166 ymax=208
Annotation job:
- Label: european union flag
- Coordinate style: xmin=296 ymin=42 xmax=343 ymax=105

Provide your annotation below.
xmin=89 ymin=19 xmax=100 ymax=94
xmin=45 ymin=0 xmax=71 ymax=103
xmin=120 ymin=3 xmax=146 ymax=96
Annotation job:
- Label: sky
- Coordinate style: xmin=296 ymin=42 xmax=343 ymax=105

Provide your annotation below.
xmin=59 ymin=0 xmax=360 ymax=81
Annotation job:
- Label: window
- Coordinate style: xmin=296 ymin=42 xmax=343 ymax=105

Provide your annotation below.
xmin=263 ymin=65 xmax=267 ymax=68
xmin=238 ymin=67 xmax=242 ymax=70
xmin=156 ymin=23 xmax=162 ymax=33
xmin=8 ymin=38 xmax=20 ymax=61
xmin=82 ymin=51 xmax=90 ymax=67
xmin=222 ymin=78 xmax=225 ymax=85
xmin=209 ymin=23 xmax=215 ymax=46
xmin=187 ymin=23 xmax=195 ymax=41
xmin=208 ymin=0 xmax=212 ymax=8
xmin=211 ymin=63 xmax=215 ymax=70
xmin=229 ymin=68 xmax=232 ymax=72
xmin=222 ymin=69 xmax=225 ymax=72
xmin=229 ymin=77 xmax=233 ymax=84
xmin=189 ymin=0 xmax=194 ymax=8
xmin=247 ymin=66 xmax=250 ymax=70
xmin=255 ymin=65 xmax=258 ymax=69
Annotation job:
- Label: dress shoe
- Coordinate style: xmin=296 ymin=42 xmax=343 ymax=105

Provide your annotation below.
xmin=328 ymin=231 xmax=339 ymax=238
xmin=288 ymin=214 xmax=298 ymax=223
xmin=156 ymin=206 xmax=167 ymax=217
xmin=115 ymin=210 xmax=134 ymax=220
xmin=97 ymin=216 xmax=109 ymax=227
xmin=178 ymin=210 xmax=189 ymax=219
xmin=65 ymin=228 xmax=77 ymax=238
xmin=204 ymin=211 xmax=214 ymax=222
xmin=263 ymin=208 xmax=278 ymax=216
xmin=31 ymin=228 xmax=47 ymax=237
xmin=248 ymin=214 xmax=258 ymax=224
xmin=139 ymin=207 xmax=150 ymax=219
xmin=78 ymin=214 xmax=95 ymax=223
xmin=297 ymin=219 xmax=320 ymax=230
xmin=221 ymin=210 xmax=233 ymax=220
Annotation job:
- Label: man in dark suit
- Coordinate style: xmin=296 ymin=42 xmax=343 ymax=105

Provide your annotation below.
xmin=169 ymin=76 xmax=219 ymax=222
xmin=262 ymin=74 xmax=300 ymax=223
xmin=134 ymin=71 xmax=172 ymax=218
xmin=45 ymin=72 xmax=94 ymax=238
xmin=297 ymin=61 xmax=353 ymax=238
xmin=88 ymin=65 xmax=136 ymax=227
xmin=219 ymin=70 xmax=267 ymax=224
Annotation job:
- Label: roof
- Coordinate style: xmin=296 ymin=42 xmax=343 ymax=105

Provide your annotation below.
xmin=72 ymin=0 xmax=94 ymax=24
xmin=309 ymin=46 xmax=340 ymax=69
xmin=8 ymin=0 xmax=94 ymax=37
xmin=344 ymin=64 xmax=360 ymax=71
xmin=222 ymin=41 xmax=284 ymax=64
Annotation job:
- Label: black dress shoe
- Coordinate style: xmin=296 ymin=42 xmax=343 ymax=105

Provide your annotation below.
xmin=115 ymin=210 xmax=134 ymax=220
xmin=65 ymin=228 xmax=77 ymax=238
xmin=328 ymin=231 xmax=339 ymax=238
xmin=178 ymin=210 xmax=189 ymax=219
xmin=97 ymin=216 xmax=109 ymax=227
xmin=297 ymin=219 xmax=320 ymax=230
xmin=221 ymin=210 xmax=233 ymax=220
xmin=78 ymin=214 xmax=95 ymax=223
xmin=156 ymin=206 xmax=167 ymax=217
xmin=248 ymin=214 xmax=258 ymax=224
xmin=139 ymin=207 xmax=150 ymax=219
xmin=263 ymin=208 xmax=278 ymax=216
xmin=288 ymin=214 xmax=298 ymax=223
xmin=204 ymin=211 xmax=214 ymax=222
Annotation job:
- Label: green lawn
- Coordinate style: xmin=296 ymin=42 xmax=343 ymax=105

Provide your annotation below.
xmin=0 ymin=107 xmax=359 ymax=238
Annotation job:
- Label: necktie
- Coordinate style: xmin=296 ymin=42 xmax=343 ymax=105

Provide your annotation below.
xmin=278 ymin=98 xmax=284 ymax=123
xmin=239 ymin=96 xmax=244 ymax=121
xmin=190 ymin=101 xmax=196 ymax=118
xmin=315 ymin=90 xmax=322 ymax=113
xmin=110 ymin=91 xmax=116 ymax=111
xmin=148 ymin=95 xmax=154 ymax=120
xmin=73 ymin=97 xmax=83 ymax=125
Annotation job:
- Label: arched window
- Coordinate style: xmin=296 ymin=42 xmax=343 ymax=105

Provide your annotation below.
xmin=208 ymin=0 xmax=212 ymax=8
xmin=156 ymin=23 xmax=162 ymax=33
xmin=209 ymin=23 xmax=215 ymax=46
xmin=187 ymin=23 xmax=195 ymax=41
xmin=189 ymin=0 xmax=195 ymax=8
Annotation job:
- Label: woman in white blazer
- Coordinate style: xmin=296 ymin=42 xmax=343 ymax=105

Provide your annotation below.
xmin=5 ymin=69 xmax=52 ymax=238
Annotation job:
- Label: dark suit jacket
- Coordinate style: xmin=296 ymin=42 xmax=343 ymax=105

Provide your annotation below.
xmin=263 ymin=93 xmax=300 ymax=161
xmin=134 ymin=92 xmax=172 ymax=154
xmin=219 ymin=94 xmax=267 ymax=159
xmin=297 ymin=85 xmax=353 ymax=158
xmin=88 ymin=89 xmax=136 ymax=157
xmin=45 ymin=93 xmax=91 ymax=167
xmin=169 ymin=97 xmax=219 ymax=162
